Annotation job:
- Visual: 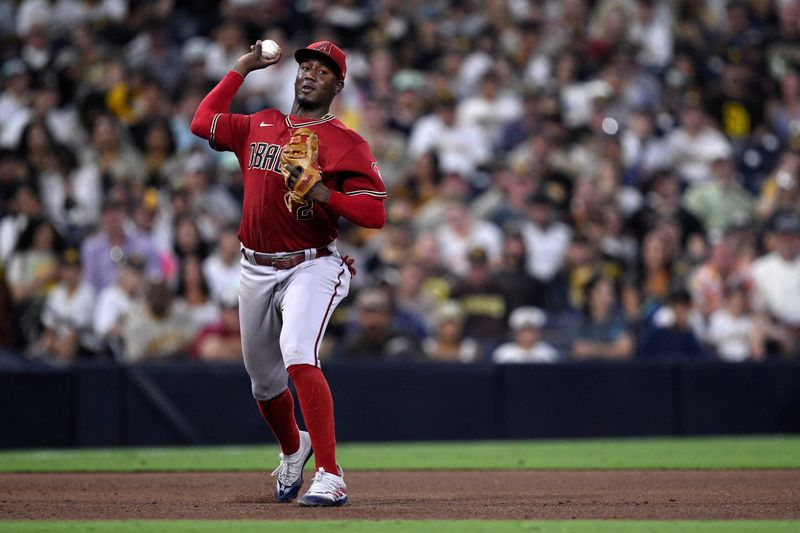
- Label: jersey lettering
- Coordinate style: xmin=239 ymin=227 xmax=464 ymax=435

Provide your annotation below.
xmin=264 ymin=144 xmax=281 ymax=173
xmin=247 ymin=142 xmax=284 ymax=172
xmin=296 ymin=201 xmax=314 ymax=220
xmin=250 ymin=142 xmax=268 ymax=170
xmin=248 ymin=142 xmax=256 ymax=168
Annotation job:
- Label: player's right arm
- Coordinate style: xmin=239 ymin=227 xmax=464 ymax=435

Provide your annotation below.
xmin=190 ymin=40 xmax=283 ymax=150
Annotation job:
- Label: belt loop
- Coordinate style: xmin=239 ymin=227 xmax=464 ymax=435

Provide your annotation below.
xmin=242 ymin=247 xmax=255 ymax=264
xmin=305 ymin=248 xmax=315 ymax=261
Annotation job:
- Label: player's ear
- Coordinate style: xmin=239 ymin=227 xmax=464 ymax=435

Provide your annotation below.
xmin=334 ymin=80 xmax=344 ymax=94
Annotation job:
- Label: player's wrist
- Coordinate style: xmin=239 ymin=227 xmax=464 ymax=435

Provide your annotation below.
xmin=309 ymin=184 xmax=331 ymax=203
xmin=324 ymin=189 xmax=341 ymax=207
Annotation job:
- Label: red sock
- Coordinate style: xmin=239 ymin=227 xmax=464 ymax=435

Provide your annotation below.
xmin=256 ymin=389 xmax=300 ymax=455
xmin=288 ymin=364 xmax=337 ymax=474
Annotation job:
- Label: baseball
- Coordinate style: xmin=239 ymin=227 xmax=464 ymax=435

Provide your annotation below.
xmin=261 ymin=39 xmax=280 ymax=60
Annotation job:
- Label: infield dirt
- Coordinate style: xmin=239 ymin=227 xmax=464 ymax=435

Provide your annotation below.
xmin=1 ymin=470 xmax=798 ymax=520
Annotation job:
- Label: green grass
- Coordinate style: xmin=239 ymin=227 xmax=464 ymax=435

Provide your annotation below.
xmin=1 ymin=521 xmax=798 ymax=533
xmin=1 ymin=436 xmax=799 ymax=473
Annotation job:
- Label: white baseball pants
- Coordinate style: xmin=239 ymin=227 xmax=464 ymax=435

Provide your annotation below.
xmin=238 ymin=251 xmax=351 ymax=401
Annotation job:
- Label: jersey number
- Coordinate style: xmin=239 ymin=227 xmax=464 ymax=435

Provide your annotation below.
xmin=297 ymin=201 xmax=314 ymax=220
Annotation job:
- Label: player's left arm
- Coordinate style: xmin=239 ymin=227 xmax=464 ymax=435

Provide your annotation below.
xmin=325 ymin=191 xmax=386 ymax=229
xmin=285 ymin=140 xmax=386 ymax=228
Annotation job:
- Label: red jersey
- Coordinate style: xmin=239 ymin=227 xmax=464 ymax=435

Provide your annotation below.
xmin=192 ymin=72 xmax=386 ymax=253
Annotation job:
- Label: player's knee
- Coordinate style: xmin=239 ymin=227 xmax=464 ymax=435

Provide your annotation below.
xmin=251 ymin=382 xmax=286 ymax=402
xmin=279 ymin=338 xmax=307 ymax=361
xmin=251 ymin=377 xmax=287 ymax=401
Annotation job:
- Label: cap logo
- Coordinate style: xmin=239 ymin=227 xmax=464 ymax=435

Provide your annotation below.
xmin=296 ymin=41 xmax=346 ymax=80
xmin=313 ymin=42 xmax=332 ymax=54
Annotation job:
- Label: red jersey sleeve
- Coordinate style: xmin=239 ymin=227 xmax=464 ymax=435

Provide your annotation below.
xmin=325 ymin=140 xmax=387 ymax=228
xmin=190 ymin=71 xmax=251 ymax=153
xmin=333 ymin=141 xmax=387 ymax=200
xmin=208 ymin=112 xmax=250 ymax=152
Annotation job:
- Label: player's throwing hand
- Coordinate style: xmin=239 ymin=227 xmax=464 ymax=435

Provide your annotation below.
xmin=234 ymin=40 xmax=282 ymax=76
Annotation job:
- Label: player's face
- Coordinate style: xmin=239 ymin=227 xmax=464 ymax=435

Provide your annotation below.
xmin=294 ymin=59 xmax=343 ymax=109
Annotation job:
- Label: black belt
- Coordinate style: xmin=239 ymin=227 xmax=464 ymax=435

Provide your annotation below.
xmin=243 ymin=247 xmax=332 ymax=270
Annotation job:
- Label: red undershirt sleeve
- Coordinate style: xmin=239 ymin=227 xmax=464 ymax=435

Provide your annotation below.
xmin=190 ymin=71 xmax=249 ymax=151
xmin=326 ymin=190 xmax=386 ymax=229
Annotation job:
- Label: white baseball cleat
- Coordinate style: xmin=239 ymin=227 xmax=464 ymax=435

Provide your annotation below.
xmin=272 ymin=430 xmax=313 ymax=502
xmin=298 ymin=466 xmax=348 ymax=507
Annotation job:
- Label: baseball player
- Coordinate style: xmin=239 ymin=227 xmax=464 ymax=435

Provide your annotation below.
xmin=191 ymin=39 xmax=386 ymax=506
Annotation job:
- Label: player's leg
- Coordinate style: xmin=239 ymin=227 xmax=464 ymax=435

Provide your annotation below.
xmin=240 ymin=261 xmax=297 ymax=449
xmin=286 ymin=363 xmax=336 ymax=472
xmin=255 ymin=389 xmax=299 ymax=454
xmin=279 ymin=256 xmax=351 ymax=506
xmin=239 ymin=261 xmax=312 ymax=502
xmin=286 ymin=363 xmax=348 ymax=507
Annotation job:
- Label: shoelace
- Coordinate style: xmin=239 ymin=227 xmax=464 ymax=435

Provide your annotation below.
xmin=271 ymin=450 xmax=303 ymax=485
xmin=305 ymin=469 xmax=343 ymax=496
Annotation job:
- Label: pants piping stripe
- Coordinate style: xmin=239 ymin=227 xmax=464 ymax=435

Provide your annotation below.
xmin=313 ymin=264 xmax=345 ymax=366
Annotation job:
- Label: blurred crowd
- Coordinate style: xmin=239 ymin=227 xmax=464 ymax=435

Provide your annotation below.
xmin=1 ymin=0 xmax=799 ymax=367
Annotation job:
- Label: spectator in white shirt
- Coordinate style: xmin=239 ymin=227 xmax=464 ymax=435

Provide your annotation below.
xmin=0 ymin=81 xmax=86 ymax=150
xmin=32 ymin=247 xmax=95 ymax=363
xmin=750 ymin=210 xmax=800 ymax=358
xmin=521 ymin=192 xmax=572 ymax=283
xmin=0 ymin=182 xmax=43 ymax=263
xmin=492 ymin=306 xmax=559 ymax=363
xmin=93 ymin=255 xmax=146 ymax=357
xmin=435 ymin=200 xmax=503 ymax=277
xmin=202 ymin=225 xmax=242 ymax=304
xmin=423 ymin=300 xmax=481 ymax=363
xmin=407 ymin=92 xmax=491 ymax=181
xmin=628 ymin=0 xmax=674 ymax=70
xmin=203 ymin=20 xmax=248 ymax=81
xmin=0 ymin=59 xmax=31 ymax=148
xmin=665 ymin=98 xmax=732 ymax=185
xmin=707 ymin=283 xmax=760 ymax=362
xmin=456 ymin=71 xmax=522 ymax=147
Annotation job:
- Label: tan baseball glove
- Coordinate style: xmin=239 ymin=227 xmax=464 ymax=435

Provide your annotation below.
xmin=279 ymin=127 xmax=322 ymax=212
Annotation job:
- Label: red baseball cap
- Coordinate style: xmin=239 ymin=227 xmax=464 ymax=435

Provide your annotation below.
xmin=294 ymin=41 xmax=347 ymax=81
